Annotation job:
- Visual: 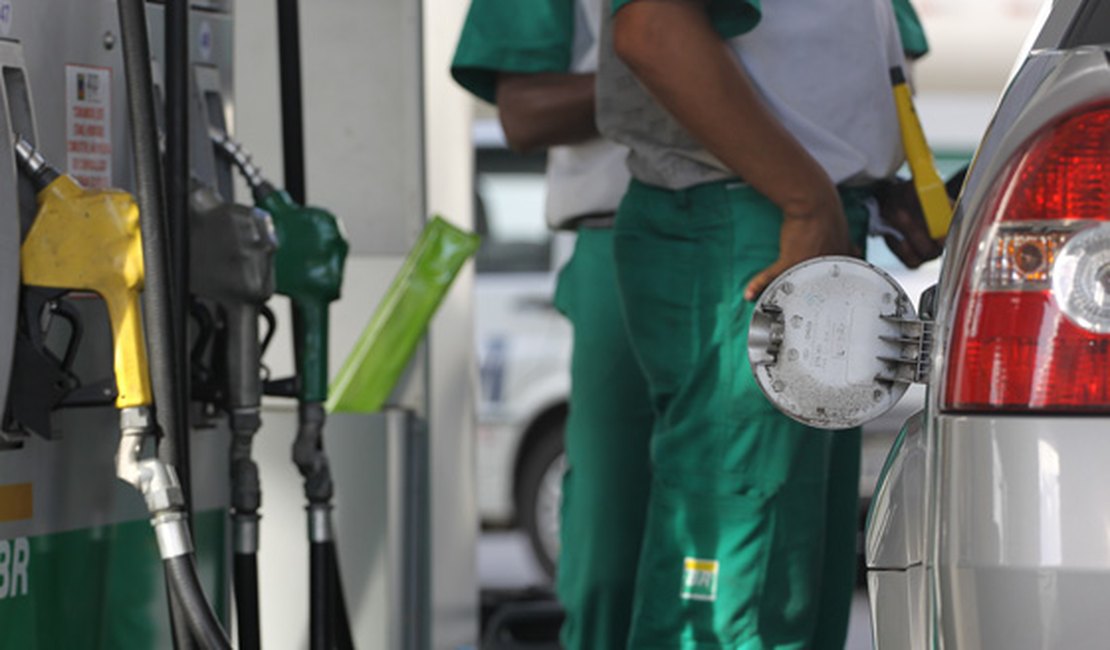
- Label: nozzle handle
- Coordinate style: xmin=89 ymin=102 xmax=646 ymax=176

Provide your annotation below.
xmin=105 ymin=289 xmax=155 ymax=409
xmin=20 ymin=178 xmax=153 ymax=408
xmin=293 ymin=298 xmax=331 ymax=403
xmin=224 ymin=302 xmax=264 ymax=412
xmin=890 ymin=67 xmax=953 ymax=239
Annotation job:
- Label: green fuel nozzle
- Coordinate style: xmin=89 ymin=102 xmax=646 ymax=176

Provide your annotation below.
xmin=212 ymin=130 xmax=349 ymax=404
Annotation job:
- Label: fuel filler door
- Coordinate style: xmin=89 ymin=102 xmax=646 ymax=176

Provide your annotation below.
xmin=748 ymin=256 xmax=932 ymax=430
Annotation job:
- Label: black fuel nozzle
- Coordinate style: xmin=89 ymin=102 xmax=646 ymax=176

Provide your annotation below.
xmin=13 ymin=136 xmax=60 ymax=192
xmin=188 ymin=183 xmax=277 ymax=415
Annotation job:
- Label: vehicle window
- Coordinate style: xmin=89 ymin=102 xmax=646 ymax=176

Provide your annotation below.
xmin=474 ymin=149 xmax=552 ymax=274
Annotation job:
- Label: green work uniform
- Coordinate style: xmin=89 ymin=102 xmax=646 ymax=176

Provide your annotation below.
xmin=893 ymin=0 xmax=930 ymax=60
xmin=597 ymin=0 xmax=915 ymax=646
xmin=614 ymin=181 xmax=869 ymax=649
xmin=452 ymin=3 xmax=654 ymax=649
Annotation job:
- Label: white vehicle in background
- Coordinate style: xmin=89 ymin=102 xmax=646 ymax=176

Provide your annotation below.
xmin=472 ymin=125 xmax=571 ymax=576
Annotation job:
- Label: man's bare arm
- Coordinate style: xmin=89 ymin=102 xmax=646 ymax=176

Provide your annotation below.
xmin=496 ymin=72 xmax=598 ymax=152
xmin=613 ymin=0 xmax=855 ymax=299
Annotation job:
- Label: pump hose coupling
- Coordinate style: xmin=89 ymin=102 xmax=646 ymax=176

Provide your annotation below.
xmin=230 ymin=407 xmax=263 ymax=554
xmin=293 ymin=401 xmax=334 ymax=501
xmin=116 ymin=405 xmax=194 ymax=560
xmin=13 ymin=135 xmax=60 ymax=191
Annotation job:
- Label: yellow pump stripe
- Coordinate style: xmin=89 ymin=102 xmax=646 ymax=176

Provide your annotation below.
xmin=891 ymin=67 xmax=953 ymax=239
xmin=0 ymin=483 xmax=33 ymax=523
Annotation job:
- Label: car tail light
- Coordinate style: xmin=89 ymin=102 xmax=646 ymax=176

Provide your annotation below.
xmin=945 ymin=104 xmax=1110 ymax=412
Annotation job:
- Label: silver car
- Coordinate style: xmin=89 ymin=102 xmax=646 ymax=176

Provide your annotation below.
xmin=753 ymin=2 xmax=1110 ymax=646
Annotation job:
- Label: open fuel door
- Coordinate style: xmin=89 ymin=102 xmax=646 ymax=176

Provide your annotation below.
xmin=747 ymin=256 xmax=931 ymax=430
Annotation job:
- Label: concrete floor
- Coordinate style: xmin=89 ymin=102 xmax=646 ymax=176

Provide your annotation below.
xmin=479 ymin=531 xmax=874 ymax=649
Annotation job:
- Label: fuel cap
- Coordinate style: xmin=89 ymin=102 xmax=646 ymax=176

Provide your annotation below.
xmin=748 ymin=256 xmax=916 ymax=430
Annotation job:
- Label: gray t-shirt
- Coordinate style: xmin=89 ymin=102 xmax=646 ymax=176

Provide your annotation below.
xmin=597 ymin=0 xmax=906 ymax=190
xmin=545 ymin=0 xmax=631 ymax=228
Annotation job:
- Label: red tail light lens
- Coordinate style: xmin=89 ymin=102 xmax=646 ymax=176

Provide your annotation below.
xmin=945 ymin=105 xmax=1110 ymax=412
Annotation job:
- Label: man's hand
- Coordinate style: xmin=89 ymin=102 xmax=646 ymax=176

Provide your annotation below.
xmin=744 ymin=192 xmax=858 ymax=300
xmin=875 ymin=178 xmax=944 ymax=268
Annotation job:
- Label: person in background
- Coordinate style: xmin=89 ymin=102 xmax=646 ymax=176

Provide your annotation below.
xmin=595 ymin=0 xmax=941 ymax=646
xmin=452 ymin=2 xmax=654 ymax=648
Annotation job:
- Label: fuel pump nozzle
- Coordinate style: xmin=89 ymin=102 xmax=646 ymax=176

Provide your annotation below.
xmin=212 ymin=129 xmax=352 ymax=650
xmin=187 ymin=183 xmax=276 ymax=650
xmin=212 ymin=130 xmax=345 ymax=404
xmin=16 ymin=137 xmax=152 ymax=411
xmin=15 ymin=137 xmax=230 ymax=649
xmin=188 ymin=182 xmax=276 ymax=526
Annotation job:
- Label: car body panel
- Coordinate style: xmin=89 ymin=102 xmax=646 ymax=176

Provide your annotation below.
xmin=868 ymin=565 xmax=929 ymax=650
xmin=934 ymin=415 xmax=1110 ymax=649
xmin=867 ymin=410 xmax=928 ymax=571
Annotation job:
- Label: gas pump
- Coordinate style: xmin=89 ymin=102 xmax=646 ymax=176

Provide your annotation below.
xmin=186 ymin=183 xmax=277 ymax=650
xmin=211 ymin=129 xmax=353 ymax=650
xmin=13 ymin=137 xmax=232 ymax=648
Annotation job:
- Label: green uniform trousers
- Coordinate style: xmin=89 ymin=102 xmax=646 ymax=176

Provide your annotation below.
xmin=553 ymin=227 xmax=655 ymax=650
xmin=613 ymin=179 xmax=868 ymax=649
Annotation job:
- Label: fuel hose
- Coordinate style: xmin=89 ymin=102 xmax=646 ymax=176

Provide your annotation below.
xmin=116 ymin=1 xmax=223 ymax=647
xmin=165 ymin=554 xmax=233 ymax=650
xmin=277 ymin=0 xmax=307 ymax=204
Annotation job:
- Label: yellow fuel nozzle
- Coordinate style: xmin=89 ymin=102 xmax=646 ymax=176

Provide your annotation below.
xmin=891 ymin=66 xmax=953 ymax=240
xmin=16 ymin=138 xmax=153 ymax=409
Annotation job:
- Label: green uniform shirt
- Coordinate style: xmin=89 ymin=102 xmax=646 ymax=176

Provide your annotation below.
xmin=452 ymin=0 xmax=631 ymax=227
xmin=893 ymin=0 xmax=930 ymax=59
xmin=451 ymin=0 xmax=575 ymax=103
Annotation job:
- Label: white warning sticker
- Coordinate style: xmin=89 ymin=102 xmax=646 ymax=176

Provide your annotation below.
xmin=65 ymin=65 xmax=112 ymax=189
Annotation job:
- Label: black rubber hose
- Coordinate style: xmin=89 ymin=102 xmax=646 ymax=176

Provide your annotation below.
xmin=165 ymin=0 xmax=193 ymax=518
xmin=165 ymin=554 xmax=233 ymax=650
xmin=234 ymin=552 xmax=262 ymax=650
xmin=117 ymin=0 xmax=185 ymax=492
xmin=310 ymin=541 xmax=334 ymax=650
xmin=276 ymin=0 xmax=307 ymax=204
xmin=328 ymin=541 xmax=355 ymax=650
xmin=165 ymin=581 xmax=193 ymax=650
xmin=117 ymin=1 xmax=194 ymax=645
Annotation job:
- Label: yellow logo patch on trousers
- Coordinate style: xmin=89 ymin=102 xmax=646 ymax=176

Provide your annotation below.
xmin=681 ymin=558 xmax=718 ymax=601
